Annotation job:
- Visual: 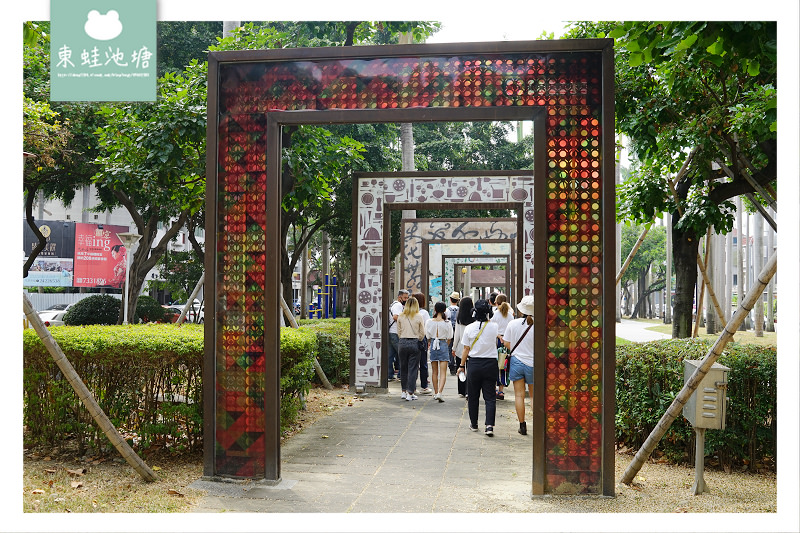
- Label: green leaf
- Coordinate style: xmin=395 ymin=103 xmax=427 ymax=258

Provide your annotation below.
xmin=628 ymin=52 xmax=644 ymax=67
xmin=676 ymin=34 xmax=698 ymax=50
xmin=747 ymin=60 xmax=760 ymax=77
xmin=608 ymin=27 xmax=626 ymax=39
xmin=706 ymin=38 xmax=725 ymax=56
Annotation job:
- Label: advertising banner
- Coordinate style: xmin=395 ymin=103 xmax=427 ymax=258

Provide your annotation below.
xmin=23 ymin=221 xmax=76 ymax=287
xmin=73 ymin=223 xmax=130 ymax=288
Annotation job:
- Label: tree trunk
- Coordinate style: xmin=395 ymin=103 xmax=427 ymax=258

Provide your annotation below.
xmin=754 ymin=212 xmax=764 ymax=336
xmin=736 ymin=197 xmax=746 ymax=330
xmin=23 ymin=184 xmax=47 ymax=278
xmin=23 ymin=294 xmax=158 ymax=482
xmin=664 ymin=213 xmax=672 ymax=324
xmin=672 ymin=222 xmax=698 ymax=338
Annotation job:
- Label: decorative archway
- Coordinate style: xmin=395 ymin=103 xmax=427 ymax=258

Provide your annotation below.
xmin=205 ymin=39 xmax=615 ymax=495
xmin=424 ymin=240 xmax=515 ymax=306
xmin=401 ymin=217 xmax=518 ymax=295
xmin=442 ymin=255 xmax=511 ymax=305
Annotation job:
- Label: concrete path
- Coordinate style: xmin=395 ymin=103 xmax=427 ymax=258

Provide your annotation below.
xmin=616 ymin=318 xmax=671 ymax=342
xmin=191 ymin=381 xmax=599 ymax=513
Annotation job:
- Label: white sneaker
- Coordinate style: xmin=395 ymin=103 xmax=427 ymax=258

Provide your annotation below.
xmin=432 ymin=393 xmax=439 ymax=400
xmin=407 ymin=394 xmax=418 ymax=401
xmin=419 ymin=388 xmax=433 ymax=394
xmin=401 ymin=391 xmax=407 ymax=400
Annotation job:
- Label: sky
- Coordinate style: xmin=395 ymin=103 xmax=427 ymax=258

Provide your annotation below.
xmin=5 ymin=2 xmax=800 ymax=532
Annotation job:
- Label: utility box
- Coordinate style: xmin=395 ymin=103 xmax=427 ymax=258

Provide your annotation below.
xmin=683 ymin=360 xmax=730 ymax=430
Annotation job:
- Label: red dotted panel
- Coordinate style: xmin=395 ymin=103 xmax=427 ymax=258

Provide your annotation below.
xmin=214 ymin=51 xmax=605 ymax=492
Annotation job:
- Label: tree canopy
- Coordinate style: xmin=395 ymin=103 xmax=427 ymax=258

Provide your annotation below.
xmin=566 ymin=21 xmax=777 ymax=337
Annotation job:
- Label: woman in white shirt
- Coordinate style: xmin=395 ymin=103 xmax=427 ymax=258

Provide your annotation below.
xmin=489 ymin=293 xmax=515 ymax=400
xmin=459 ymin=299 xmax=500 ymax=436
xmin=425 ymin=301 xmax=453 ymax=402
xmin=502 ymin=295 xmax=535 ymax=435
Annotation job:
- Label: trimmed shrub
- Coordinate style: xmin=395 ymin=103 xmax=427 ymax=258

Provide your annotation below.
xmin=279 ymin=328 xmax=318 ymax=432
xmin=134 ymin=295 xmax=166 ymax=323
xmin=298 ymin=318 xmax=350 ymax=385
xmin=63 ymin=294 xmax=120 ymax=325
xmin=23 ymin=324 xmax=319 ymax=452
xmin=616 ymin=339 xmax=776 ymax=470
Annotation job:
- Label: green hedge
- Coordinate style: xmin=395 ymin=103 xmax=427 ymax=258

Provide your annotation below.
xmin=23 ymin=324 xmax=318 ymax=453
xmin=616 ymin=339 xmax=777 ymax=470
xmin=298 ymin=318 xmax=351 ymax=385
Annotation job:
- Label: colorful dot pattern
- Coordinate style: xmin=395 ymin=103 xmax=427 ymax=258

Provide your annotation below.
xmin=213 ymin=51 xmax=605 ymax=492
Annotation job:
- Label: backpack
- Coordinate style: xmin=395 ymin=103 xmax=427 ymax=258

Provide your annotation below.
xmin=448 ymin=305 xmax=459 ymax=329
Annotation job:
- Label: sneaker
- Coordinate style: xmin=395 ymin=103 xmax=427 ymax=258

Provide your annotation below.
xmin=458 ymin=394 xmax=466 ymax=398
xmin=469 ymin=424 xmax=478 ymax=432
xmin=518 ymin=422 xmax=527 ymax=435
xmin=401 ymin=391 xmax=407 ymax=400
xmin=407 ymin=394 xmax=418 ymax=401
xmin=485 ymin=426 xmax=494 ymax=437
xmin=437 ymin=394 xmax=445 ymax=403
xmin=419 ymin=388 xmax=433 ymax=395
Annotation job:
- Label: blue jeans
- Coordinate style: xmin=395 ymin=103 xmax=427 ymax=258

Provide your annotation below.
xmin=466 ymin=357 xmax=497 ymax=427
xmin=388 ymin=332 xmax=400 ymax=379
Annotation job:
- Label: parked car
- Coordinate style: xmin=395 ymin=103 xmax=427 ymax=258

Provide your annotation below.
xmin=162 ymin=302 xmax=204 ymax=323
xmin=44 ymin=303 xmax=71 ymax=311
xmin=35 ymin=310 xmax=67 ymax=328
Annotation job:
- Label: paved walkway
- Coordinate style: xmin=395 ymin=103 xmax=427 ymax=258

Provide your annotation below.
xmin=189 ymin=324 xmax=669 ymax=513
xmin=191 ymin=381 xmax=600 ymax=513
xmin=616 ymin=318 xmax=671 ymax=342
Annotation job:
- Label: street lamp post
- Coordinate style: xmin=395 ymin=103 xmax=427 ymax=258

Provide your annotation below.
xmin=116 ymin=232 xmax=142 ymax=325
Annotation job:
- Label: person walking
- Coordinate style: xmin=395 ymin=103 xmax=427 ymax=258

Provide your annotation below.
xmin=490 ymin=293 xmax=515 ymax=400
xmin=458 ymin=299 xmax=499 ymax=436
xmin=425 ymin=301 xmax=454 ymax=402
xmin=452 ymin=296 xmax=474 ymax=398
xmin=412 ymin=292 xmax=433 ymax=394
xmin=446 ymin=292 xmax=461 ymax=375
xmin=387 ymin=290 xmax=409 ymax=381
xmin=397 ymin=295 xmax=425 ymax=401
xmin=503 ymin=295 xmax=536 ymax=435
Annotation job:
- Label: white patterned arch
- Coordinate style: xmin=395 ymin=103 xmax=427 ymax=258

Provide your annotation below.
xmin=353 ymin=172 xmax=534 ymax=387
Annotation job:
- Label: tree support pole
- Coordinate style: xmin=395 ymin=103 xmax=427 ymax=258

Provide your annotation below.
xmin=279 ymin=292 xmax=333 ymax=390
xmin=620 ymin=250 xmax=777 ymax=485
xmin=616 ymin=224 xmax=649 ymax=286
xmin=177 ymin=272 xmax=205 ymax=325
xmin=23 ymin=293 xmax=159 ymax=482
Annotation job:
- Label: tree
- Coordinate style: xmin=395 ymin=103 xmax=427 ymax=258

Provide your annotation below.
xmin=92 ymin=61 xmax=208 ymax=322
xmin=620 ymin=224 xmax=666 ymax=319
xmin=157 ymin=21 xmax=222 ymax=77
xmin=567 ymin=21 xmax=777 ymax=337
xmin=150 ymin=250 xmax=204 ymax=304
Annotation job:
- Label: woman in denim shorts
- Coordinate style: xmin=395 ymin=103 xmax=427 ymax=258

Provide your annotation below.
xmin=425 ymin=301 xmax=453 ymax=402
xmin=502 ymin=295 xmax=536 ymax=435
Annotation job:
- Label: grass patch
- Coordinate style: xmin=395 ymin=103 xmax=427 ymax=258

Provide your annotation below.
xmin=645 ymin=323 xmax=777 ymax=347
xmin=23 ymin=385 xmax=355 ymax=513
xmin=22 ymin=448 xmax=204 ymax=513
xmin=616 ymin=337 xmax=633 ymax=346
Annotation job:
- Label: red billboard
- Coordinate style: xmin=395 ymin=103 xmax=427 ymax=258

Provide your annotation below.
xmin=73 ymin=223 xmax=131 ymax=288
